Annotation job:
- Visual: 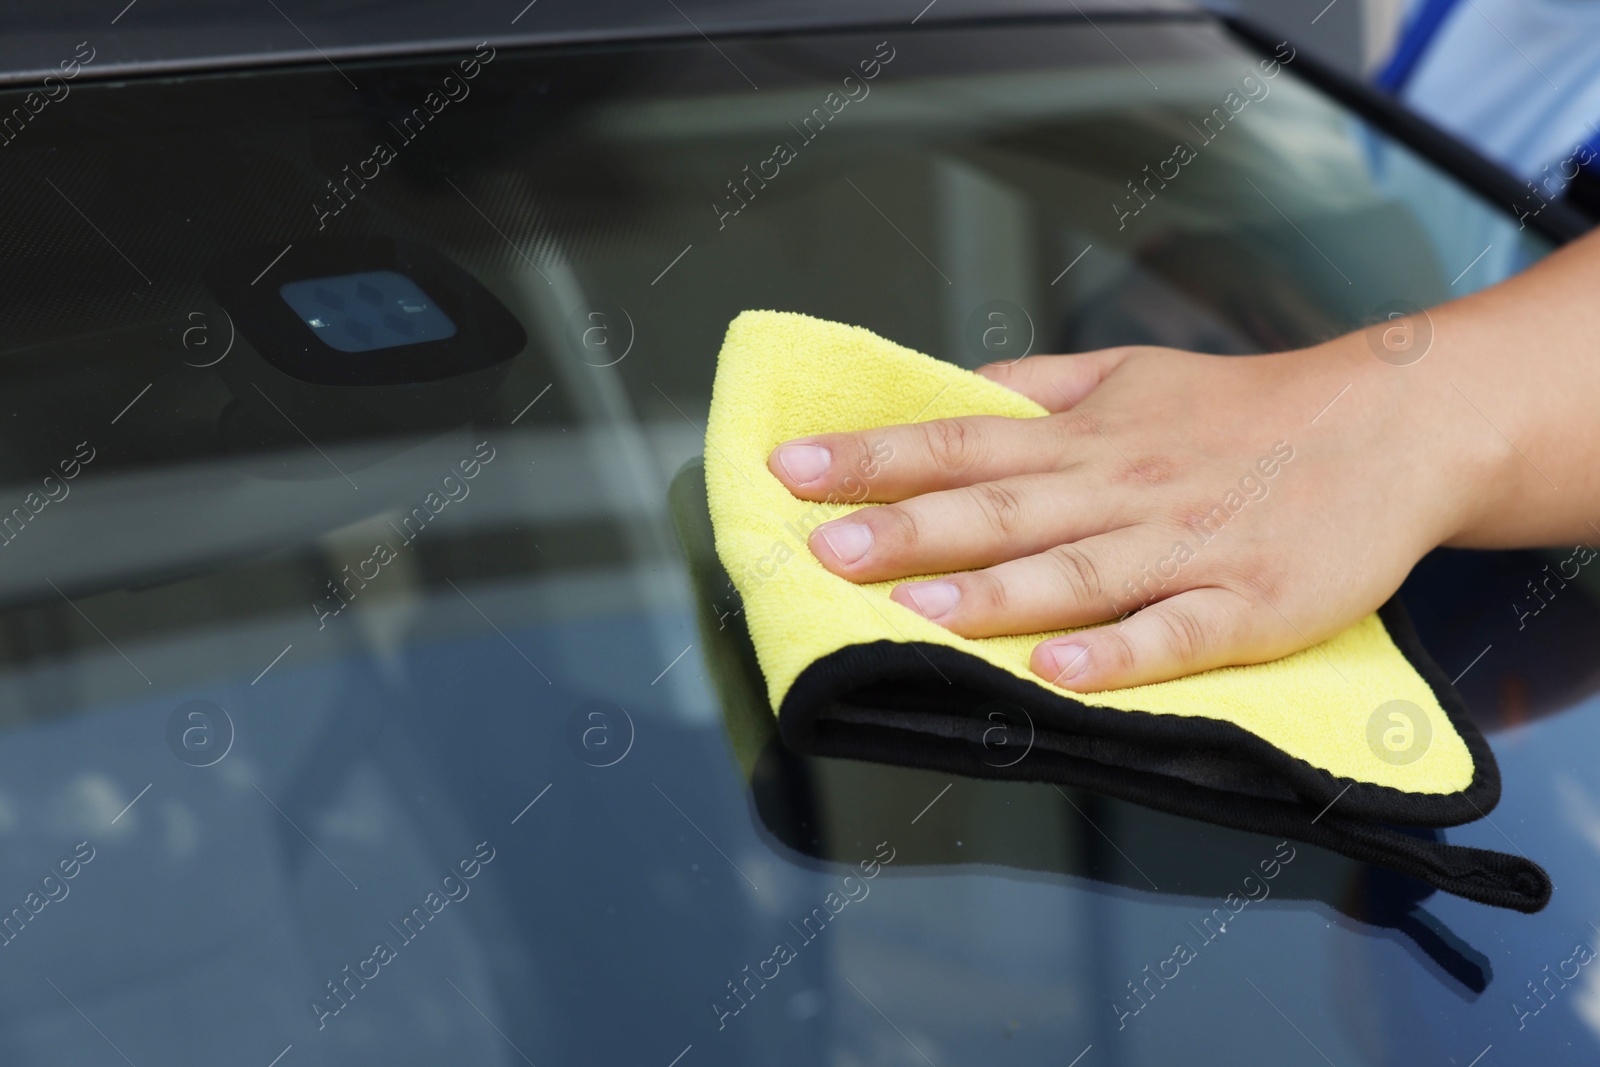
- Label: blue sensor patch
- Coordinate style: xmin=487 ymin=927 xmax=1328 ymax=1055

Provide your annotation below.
xmin=279 ymin=270 xmax=457 ymax=352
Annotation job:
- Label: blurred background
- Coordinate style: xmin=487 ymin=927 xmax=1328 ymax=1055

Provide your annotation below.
xmin=1219 ymin=0 xmax=1403 ymax=79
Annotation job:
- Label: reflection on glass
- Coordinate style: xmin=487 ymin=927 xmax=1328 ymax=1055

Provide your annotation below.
xmin=0 ymin=17 xmax=1585 ymax=1067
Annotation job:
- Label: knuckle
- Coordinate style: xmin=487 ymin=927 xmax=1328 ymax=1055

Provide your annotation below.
xmin=1154 ymin=605 xmax=1210 ymax=664
xmin=965 ymin=569 xmax=1011 ymax=617
xmin=1053 ymin=410 xmax=1102 ymax=439
xmin=1095 ymin=624 xmax=1139 ymax=675
xmin=1178 ymin=496 xmax=1232 ymax=535
xmin=922 ymin=418 xmax=981 ymax=474
xmin=870 ymin=503 xmax=921 ymax=554
xmin=840 ymin=433 xmax=873 ymax=478
xmin=1113 ymin=455 xmax=1177 ymax=487
xmin=822 ymin=435 xmax=888 ymax=500
xmin=1046 ymin=544 xmax=1104 ymax=603
xmin=973 ymin=481 xmax=1025 ymax=536
xmin=1220 ymin=554 xmax=1285 ymax=605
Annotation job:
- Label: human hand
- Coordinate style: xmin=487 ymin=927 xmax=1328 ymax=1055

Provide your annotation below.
xmin=767 ymin=337 xmax=1499 ymax=692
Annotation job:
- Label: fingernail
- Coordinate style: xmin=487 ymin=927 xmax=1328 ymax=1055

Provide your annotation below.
xmin=817 ymin=521 xmax=873 ymax=565
xmin=902 ymin=580 xmax=960 ymax=619
xmin=776 ymin=443 xmax=831 ymax=484
xmin=1044 ymin=642 xmax=1089 ymax=683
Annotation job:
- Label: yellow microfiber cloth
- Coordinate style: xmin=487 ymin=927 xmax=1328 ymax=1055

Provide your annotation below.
xmin=702 ymin=310 xmax=1550 ymax=912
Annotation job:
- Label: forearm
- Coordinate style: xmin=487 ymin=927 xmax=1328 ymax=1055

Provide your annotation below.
xmin=1309 ymin=226 xmax=1600 ymax=550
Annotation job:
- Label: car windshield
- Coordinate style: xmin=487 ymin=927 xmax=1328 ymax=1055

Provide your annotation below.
xmin=0 ymin=15 xmax=1588 ymax=1067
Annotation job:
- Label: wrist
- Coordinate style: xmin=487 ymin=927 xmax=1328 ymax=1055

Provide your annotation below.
xmin=1297 ymin=326 xmax=1510 ymax=551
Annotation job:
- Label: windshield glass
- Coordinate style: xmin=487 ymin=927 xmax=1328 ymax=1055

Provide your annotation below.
xmin=0 ymin=17 xmax=1583 ymax=1067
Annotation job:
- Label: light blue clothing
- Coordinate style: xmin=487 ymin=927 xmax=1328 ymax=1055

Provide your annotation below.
xmin=1390 ymin=0 xmax=1600 ymax=183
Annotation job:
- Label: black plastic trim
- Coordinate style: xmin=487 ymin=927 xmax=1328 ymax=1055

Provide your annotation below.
xmin=0 ymin=6 xmax=1208 ymax=90
xmin=208 ymin=237 xmax=525 ymax=387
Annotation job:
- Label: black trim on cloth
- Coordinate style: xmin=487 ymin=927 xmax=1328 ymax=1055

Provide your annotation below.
xmin=777 ymin=597 xmax=1551 ymax=913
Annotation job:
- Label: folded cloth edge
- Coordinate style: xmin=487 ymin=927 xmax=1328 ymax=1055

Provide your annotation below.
xmin=775 ymin=606 xmax=1551 ymax=911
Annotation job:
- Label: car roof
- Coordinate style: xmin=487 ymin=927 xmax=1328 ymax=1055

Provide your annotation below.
xmin=0 ymin=0 xmax=1198 ymax=85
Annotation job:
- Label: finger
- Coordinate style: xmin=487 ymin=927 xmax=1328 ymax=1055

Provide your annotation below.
xmin=810 ymin=473 xmax=1129 ymax=581
xmin=976 ymin=348 xmax=1131 ymax=413
xmin=887 ymin=527 xmax=1183 ymax=635
xmin=769 ymin=414 xmax=1067 ymax=503
xmin=1029 ymin=587 xmax=1285 ymax=692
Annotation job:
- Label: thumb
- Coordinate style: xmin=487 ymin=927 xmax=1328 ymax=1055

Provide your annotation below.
xmin=976 ymin=347 xmax=1133 ymax=413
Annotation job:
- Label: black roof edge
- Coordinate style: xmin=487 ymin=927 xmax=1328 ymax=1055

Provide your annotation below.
xmin=8 ymin=6 xmax=1577 ymax=247
xmin=1222 ymin=14 xmax=1591 ymax=246
xmin=0 ymin=6 xmax=1209 ymax=90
